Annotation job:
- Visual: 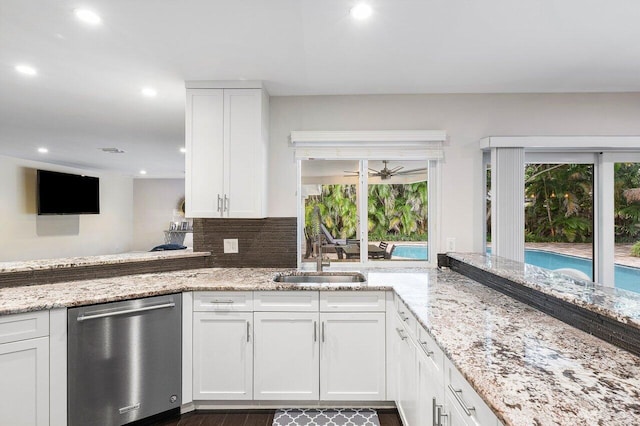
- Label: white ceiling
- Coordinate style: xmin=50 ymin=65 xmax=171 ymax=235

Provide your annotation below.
xmin=2 ymin=0 xmax=640 ymax=177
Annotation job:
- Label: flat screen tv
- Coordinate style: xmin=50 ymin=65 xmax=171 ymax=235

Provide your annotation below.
xmin=37 ymin=170 xmax=100 ymax=215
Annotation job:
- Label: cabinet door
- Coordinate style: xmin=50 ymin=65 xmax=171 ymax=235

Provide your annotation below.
xmin=393 ymin=315 xmax=417 ymax=426
xmin=193 ymin=312 xmax=253 ymax=400
xmin=223 ymin=89 xmax=265 ymax=218
xmin=319 ymin=312 xmax=386 ymax=401
xmin=417 ymin=326 xmax=446 ymax=426
xmin=417 ymin=351 xmax=445 ymax=426
xmin=253 ymin=312 xmax=319 ymax=400
xmin=0 ymin=337 xmax=49 ymax=426
xmin=185 ymin=88 xmax=224 ymax=217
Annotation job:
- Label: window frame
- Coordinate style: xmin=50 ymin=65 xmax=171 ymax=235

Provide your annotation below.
xmin=483 ymin=136 xmax=640 ymax=287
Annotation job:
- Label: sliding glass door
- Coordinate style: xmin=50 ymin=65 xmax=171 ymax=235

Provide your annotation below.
xmin=523 ymin=158 xmax=595 ymax=281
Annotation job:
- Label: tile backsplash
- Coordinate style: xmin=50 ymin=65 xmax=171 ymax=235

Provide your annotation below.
xmin=193 ymin=217 xmax=297 ymax=268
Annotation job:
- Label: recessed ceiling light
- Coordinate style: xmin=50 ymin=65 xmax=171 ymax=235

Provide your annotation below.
xmin=37 ymin=147 xmax=48 ymax=154
xmin=141 ymin=87 xmax=157 ymax=97
xmin=100 ymin=147 xmax=125 ymax=154
xmin=74 ymin=9 xmax=101 ymax=25
xmin=139 ymin=170 xmax=147 ymax=175
xmin=350 ymin=3 xmax=373 ymax=20
xmin=179 ymin=147 xmax=186 ymax=154
xmin=15 ymin=64 xmax=37 ymax=76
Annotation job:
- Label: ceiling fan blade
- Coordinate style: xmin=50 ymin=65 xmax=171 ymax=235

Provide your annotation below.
xmin=395 ymin=167 xmax=428 ymax=175
xmin=343 ymin=170 xmax=359 ymax=174
xmin=389 ymin=166 xmax=404 ymax=173
xmin=368 ymin=168 xmax=379 ymax=173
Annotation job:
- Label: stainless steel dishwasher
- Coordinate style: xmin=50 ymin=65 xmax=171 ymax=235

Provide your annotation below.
xmin=68 ymin=294 xmax=182 ymax=426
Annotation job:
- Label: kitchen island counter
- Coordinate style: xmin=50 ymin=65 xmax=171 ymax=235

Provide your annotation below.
xmin=1 ymin=265 xmax=639 ymax=425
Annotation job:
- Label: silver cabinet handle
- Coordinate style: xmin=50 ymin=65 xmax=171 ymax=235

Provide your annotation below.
xmin=395 ymin=327 xmax=407 ymax=340
xmin=246 ymin=321 xmax=251 ymax=342
xmin=398 ymin=311 xmax=409 ymax=321
xmin=217 ymin=194 xmax=222 ymax=213
xmin=210 ymin=299 xmax=235 ymax=304
xmin=314 ymin=321 xmax=317 ymax=342
xmin=419 ymin=340 xmax=434 ymax=356
xmin=435 ymin=400 xmax=448 ymax=426
xmin=448 ymin=384 xmax=475 ymax=416
xmin=77 ymin=302 xmax=175 ymax=322
xmin=224 ymin=195 xmax=229 ymax=212
xmin=321 ymin=321 xmax=325 ymax=342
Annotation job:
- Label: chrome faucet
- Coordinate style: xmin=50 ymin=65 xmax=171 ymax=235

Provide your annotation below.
xmin=312 ymin=206 xmax=330 ymax=272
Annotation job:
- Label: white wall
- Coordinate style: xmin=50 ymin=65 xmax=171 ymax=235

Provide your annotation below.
xmin=132 ymin=178 xmax=191 ymax=251
xmin=268 ymin=93 xmax=640 ymax=252
xmin=0 ymin=155 xmax=133 ymax=261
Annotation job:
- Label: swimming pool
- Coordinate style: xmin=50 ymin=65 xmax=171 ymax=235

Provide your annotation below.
xmin=524 ymin=249 xmax=640 ymax=293
xmin=391 ymin=244 xmax=428 ymax=259
xmin=391 ymin=244 xmax=640 ymax=293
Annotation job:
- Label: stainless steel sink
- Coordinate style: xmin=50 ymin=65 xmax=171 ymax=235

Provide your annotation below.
xmin=274 ymin=272 xmax=366 ymax=284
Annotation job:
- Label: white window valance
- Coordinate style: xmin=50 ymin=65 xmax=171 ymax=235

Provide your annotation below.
xmin=291 ymin=130 xmax=446 ymax=160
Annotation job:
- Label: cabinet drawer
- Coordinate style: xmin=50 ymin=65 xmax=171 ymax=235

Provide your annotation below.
xmin=253 ymin=291 xmax=319 ymax=312
xmin=416 ymin=325 xmax=445 ymax=387
xmin=0 ymin=311 xmax=49 ymax=344
xmin=320 ymin=291 xmax=386 ymax=312
xmin=395 ymin=297 xmax=417 ymax=340
xmin=193 ymin=292 xmax=253 ymax=311
xmin=446 ymin=358 xmax=499 ymax=426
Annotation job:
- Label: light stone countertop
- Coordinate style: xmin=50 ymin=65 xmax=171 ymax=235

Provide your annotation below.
xmin=0 ymin=265 xmax=639 ymax=425
xmin=447 ymin=252 xmax=640 ymax=330
xmin=0 ymin=249 xmax=211 ymax=273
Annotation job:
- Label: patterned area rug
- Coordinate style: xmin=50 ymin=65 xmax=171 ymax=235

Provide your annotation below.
xmin=273 ymin=408 xmax=380 ymax=426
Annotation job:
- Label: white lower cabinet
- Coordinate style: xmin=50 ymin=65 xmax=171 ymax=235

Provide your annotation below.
xmin=390 ymin=295 xmax=501 ymax=426
xmin=193 ymin=311 xmax=253 ymax=400
xmin=0 ymin=311 xmax=50 ymax=426
xmin=443 ymin=358 xmax=499 ymax=426
xmin=253 ymin=311 xmax=320 ymax=400
xmin=392 ymin=312 xmax=418 ymax=426
xmin=319 ymin=312 xmax=386 ymax=401
xmin=417 ymin=325 xmax=445 ymax=426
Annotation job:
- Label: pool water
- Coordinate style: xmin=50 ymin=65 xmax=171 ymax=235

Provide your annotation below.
xmin=391 ymin=244 xmax=428 ymax=259
xmin=389 ymin=244 xmax=640 ymax=293
xmin=489 ymin=248 xmax=640 ymax=294
xmin=524 ymin=249 xmax=640 ymax=293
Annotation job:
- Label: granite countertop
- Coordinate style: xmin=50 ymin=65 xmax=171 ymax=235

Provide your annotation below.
xmin=1 ymin=265 xmax=639 ymax=425
xmin=0 ymin=249 xmax=211 ymax=273
xmin=447 ymin=252 xmax=640 ymax=330
xmin=376 ymin=269 xmax=640 ymax=426
xmin=0 ymin=268 xmax=392 ymax=315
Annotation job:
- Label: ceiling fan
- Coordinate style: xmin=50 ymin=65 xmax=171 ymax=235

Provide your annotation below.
xmin=345 ymin=160 xmax=427 ymax=180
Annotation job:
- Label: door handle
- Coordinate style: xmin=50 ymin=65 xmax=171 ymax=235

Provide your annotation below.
xmin=395 ymin=327 xmax=408 ymax=340
xmin=247 ymin=321 xmax=251 ymax=342
xmin=77 ymin=302 xmax=175 ymax=322
xmin=434 ymin=399 xmax=448 ymax=426
xmin=448 ymin=385 xmax=475 ymax=416
xmin=314 ymin=321 xmax=317 ymax=342
xmin=217 ymin=194 xmax=222 ymax=213
xmin=224 ymin=195 xmax=229 ymax=212
xmin=419 ymin=340 xmax=434 ymax=357
xmin=321 ymin=321 xmax=325 ymax=342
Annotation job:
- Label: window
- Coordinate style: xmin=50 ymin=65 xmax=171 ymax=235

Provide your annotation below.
xmin=299 ymin=159 xmax=433 ymax=266
xmin=483 ymin=137 xmax=640 ymax=293
xmin=292 ymin=130 xmax=446 ymax=269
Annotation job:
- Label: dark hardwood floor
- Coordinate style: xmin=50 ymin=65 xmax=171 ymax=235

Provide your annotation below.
xmin=153 ymin=409 xmax=402 ymax=426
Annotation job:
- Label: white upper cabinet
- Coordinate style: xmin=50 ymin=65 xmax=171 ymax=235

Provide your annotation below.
xmin=185 ymin=82 xmax=269 ymax=218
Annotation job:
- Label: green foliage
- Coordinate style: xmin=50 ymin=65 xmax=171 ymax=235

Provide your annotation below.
xmin=305 ymin=181 xmax=428 ymax=241
xmin=520 ymin=162 xmax=640 ymax=243
xmin=524 ymin=164 xmax=594 ymax=243
xmin=631 ymin=242 xmax=640 ymax=257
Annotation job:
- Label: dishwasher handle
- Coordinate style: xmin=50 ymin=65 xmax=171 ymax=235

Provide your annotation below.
xmin=77 ymin=302 xmax=176 ymax=322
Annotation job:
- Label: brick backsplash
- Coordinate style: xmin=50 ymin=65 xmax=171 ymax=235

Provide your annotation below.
xmin=193 ymin=218 xmax=297 ymax=268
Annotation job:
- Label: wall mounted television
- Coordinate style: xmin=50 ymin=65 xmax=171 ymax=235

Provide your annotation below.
xmin=37 ymin=170 xmax=100 ymax=215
